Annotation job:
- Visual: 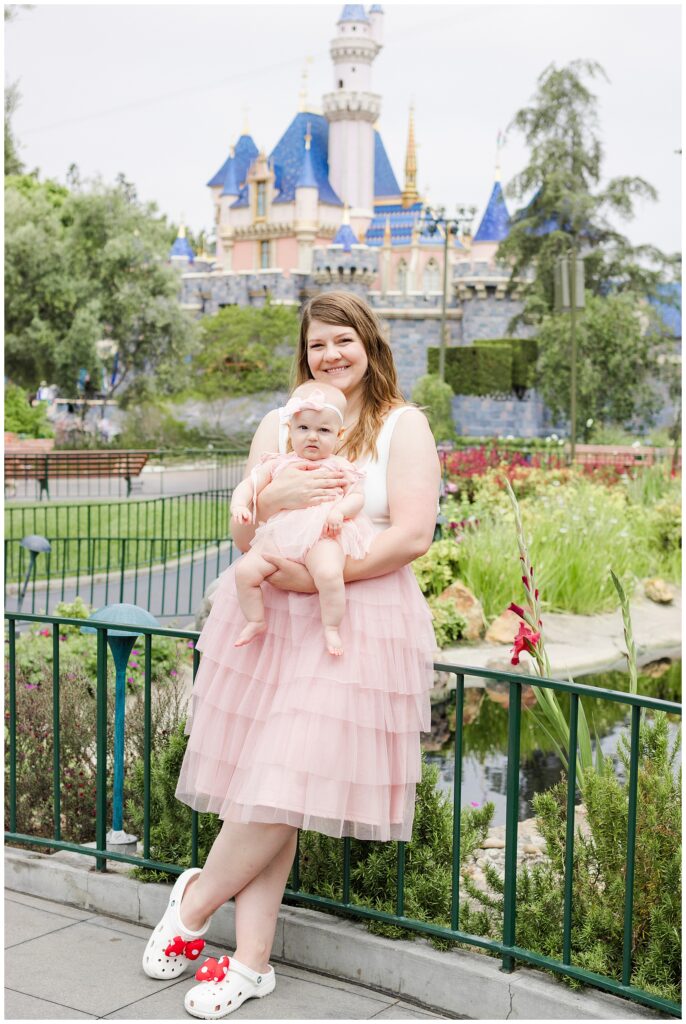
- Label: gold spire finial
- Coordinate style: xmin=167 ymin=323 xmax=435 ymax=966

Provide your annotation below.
xmin=305 ymin=120 xmax=312 ymax=151
xmin=342 ymin=201 xmax=350 ymax=225
xmin=299 ymin=56 xmax=314 ymax=112
xmin=401 ymin=103 xmax=419 ymax=209
xmin=178 ymin=215 xmax=186 ymax=239
xmin=229 ymin=143 xmax=235 ymax=158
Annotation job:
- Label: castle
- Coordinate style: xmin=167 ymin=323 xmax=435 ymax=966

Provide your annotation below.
xmin=169 ymin=5 xmax=553 ymax=437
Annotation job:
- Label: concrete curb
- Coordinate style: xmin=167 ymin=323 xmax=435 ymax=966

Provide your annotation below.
xmin=4 ymin=847 xmax=669 ymax=1020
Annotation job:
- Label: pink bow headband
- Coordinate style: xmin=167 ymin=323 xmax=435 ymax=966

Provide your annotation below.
xmin=279 ymin=389 xmax=344 ymax=425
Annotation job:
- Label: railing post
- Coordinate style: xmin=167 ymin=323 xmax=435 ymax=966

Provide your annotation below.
xmin=8 ymin=618 xmax=17 ymax=834
xmin=622 ymin=704 xmax=642 ymax=986
xmin=451 ymin=673 xmax=465 ymax=931
xmin=502 ymin=679 xmax=522 ymax=973
xmin=52 ymin=625 xmax=62 ymax=842
xmin=95 ymin=626 xmax=108 ymax=872
xmin=562 ymin=693 xmax=579 ymax=964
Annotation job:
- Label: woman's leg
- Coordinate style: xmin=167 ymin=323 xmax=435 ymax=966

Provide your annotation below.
xmin=232 ymin=828 xmax=298 ymax=972
xmin=233 ymin=548 xmax=275 ymax=646
xmin=180 ymin=821 xmax=296 ymax=931
xmin=304 ymin=539 xmax=346 ymax=655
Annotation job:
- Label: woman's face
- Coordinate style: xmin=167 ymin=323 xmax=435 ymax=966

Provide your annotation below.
xmin=306 ymin=319 xmax=368 ymax=399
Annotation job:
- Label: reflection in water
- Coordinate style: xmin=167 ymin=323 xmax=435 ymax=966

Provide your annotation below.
xmin=424 ymin=661 xmax=681 ymax=827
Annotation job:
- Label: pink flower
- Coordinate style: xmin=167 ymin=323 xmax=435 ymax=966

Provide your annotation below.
xmin=510 ymin=622 xmax=541 ymax=665
xmin=39 ymin=629 xmax=50 ymax=637
xmin=470 ymin=801 xmax=480 ymax=808
xmin=170 ymin=670 xmax=178 ymax=676
xmin=508 ymin=602 xmax=525 ymax=619
xmin=24 ymin=683 xmax=38 ymax=691
xmin=130 ymin=662 xmax=138 ymax=668
xmin=187 ymin=641 xmax=195 ymax=649
xmin=127 ymin=676 xmax=134 ymax=683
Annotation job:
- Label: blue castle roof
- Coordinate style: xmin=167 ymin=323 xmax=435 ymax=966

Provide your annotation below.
xmin=473 ymin=180 xmax=510 ymax=242
xmin=339 ymin=4 xmax=369 ymax=22
xmin=369 ymin=4 xmax=384 ymax=12
xmin=365 ymin=204 xmax=464 ymax=248
xmin=332 ymin=222 xmax=359 ymax=251
xmin=296 ymin=136 xmax=318 ymax=190
xmin=169 ymin=233 xmax=195 ymax=263
xmin=208 ymin=134 xmax=259 ymax=194
xmin=246 ymin=112 xmax=342 ymax=207
xmin=374 ymin=131 xmax=401 ymax=197
xmin=220 ymin=155 xmax=240 ymax=197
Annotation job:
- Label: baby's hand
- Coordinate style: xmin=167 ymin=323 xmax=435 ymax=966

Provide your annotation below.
xmin=231 ymin=504 xmax=252 ymax=524
xmin=324 ymin=509 xmax=344 ymax=536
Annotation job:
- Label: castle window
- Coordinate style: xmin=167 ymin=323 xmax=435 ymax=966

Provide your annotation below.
xmin=424 ymin=258 xmax=440 ymax=292
xmin=260 ymin=240 xmax=270 ymax=269
xmin=397 ymin=259 xmax=408 ymax=295
xmin=338 ymin=79 xmax=344 ymax=88
xmin=256 ymin=181 xmax=266 ymax=218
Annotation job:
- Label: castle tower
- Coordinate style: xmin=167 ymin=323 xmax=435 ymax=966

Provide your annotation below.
xmin=295 ymin=125 xmax=319 ymax=273
xmin=169 ymin=220 xmax=195 ymax=269
xmin=323 ymin=5 xmax=383 ymax=232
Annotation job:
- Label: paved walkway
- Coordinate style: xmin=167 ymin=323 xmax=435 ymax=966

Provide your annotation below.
xmin=4 ymin=890 xmax=447 ymax=1021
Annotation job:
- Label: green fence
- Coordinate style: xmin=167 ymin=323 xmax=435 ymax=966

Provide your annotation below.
xmin=4 ymin=611 xmax=681 ymax=1016
xmin=4 ymin=490 xmax=234 ymax=618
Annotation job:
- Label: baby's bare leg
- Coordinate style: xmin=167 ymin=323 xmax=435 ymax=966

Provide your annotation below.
xmin=304 ymin=539 xmax=346 ymax=656
xmin=233 ymin=547 xmax=275 ymax=646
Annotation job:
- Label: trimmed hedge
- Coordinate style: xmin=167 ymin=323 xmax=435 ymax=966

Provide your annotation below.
xmin=428 ymin=338 xmax=538 ymax=397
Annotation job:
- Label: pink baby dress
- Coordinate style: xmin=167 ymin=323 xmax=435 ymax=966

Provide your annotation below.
xmin=249 ymin=451 xmax=376 ymax=563
xmin=175 ymin=406 xmax=437 ymax=842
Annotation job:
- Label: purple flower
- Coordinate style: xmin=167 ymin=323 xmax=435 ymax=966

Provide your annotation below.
xmin=187 ymin=641 xmax=195 ymax=649
xmin=470 ymin=801 xmax=480 ymax=808
xmin=130 ymin=662 xmax=139 ymax=668
xmin=24 ymin=684 xmax=38 ymax=691
xmin=170 ymin=670 xmax=178 ymax=676
xmin=132 ymin=649 xmax=139 ymax=655
xmin=127 ymin=676 xmax=134 ymax=683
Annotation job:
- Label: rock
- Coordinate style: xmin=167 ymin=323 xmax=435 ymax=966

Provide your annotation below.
xmin=641 ymin=658 xmax=673 ymax=678
xmin=485 ymin=608 xmax=523 ymax=645
xmin=195 ymin=576 xmax=222 ymax=631
xmin=463 ymin=688 xmax=485 ymax=725
xmin=523 ymin=843 xmax=545 ymax=855
xmin=644 ymin=578 xmax=674 ymax=604
xmin=481 ymin=837 xmax=505 ymax=850
xmin=438 ymin=581 xmax=486 ymax=641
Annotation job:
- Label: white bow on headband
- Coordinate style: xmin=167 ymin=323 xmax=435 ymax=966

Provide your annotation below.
xmin=279 ymin=389 xmax=344 ymax=425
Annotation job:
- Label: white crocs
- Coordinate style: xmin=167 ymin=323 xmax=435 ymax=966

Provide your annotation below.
xmin=142 ymin=867 xmax=210 ymax=979
xmin=184 ymin=957 xmax=276 ymax=1019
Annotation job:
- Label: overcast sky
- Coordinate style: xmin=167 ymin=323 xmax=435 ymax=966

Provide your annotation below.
xmin=5 ymin=2 xmax=682 ymax=255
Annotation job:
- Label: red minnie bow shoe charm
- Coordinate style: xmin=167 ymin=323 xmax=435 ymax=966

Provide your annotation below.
xmin=194 ymin=955 xmax=230 ymax=983
xmin=164 ymin=935 xmax=206 ymax=960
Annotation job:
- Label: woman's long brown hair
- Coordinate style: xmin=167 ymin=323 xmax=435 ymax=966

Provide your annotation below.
xmin=294 ymin=292 xmax=404 ymax=461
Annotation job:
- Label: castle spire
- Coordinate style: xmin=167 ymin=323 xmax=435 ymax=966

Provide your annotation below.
xmin=495 ymin=129 xmax=503 ymax=183
xmin=401 ymin=104 xmax=419 ymax=209
xmin=299 ymin=56 xmax=314 ymax=113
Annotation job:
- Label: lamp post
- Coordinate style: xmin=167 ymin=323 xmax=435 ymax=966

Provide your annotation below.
xmin=82 ymin=603 xmax=160 ymax=855
xmin=420 ymin=205 xmax=476 ymax=382
xmin=554 ymin=249 xmax=585 ymax=460
xmin=17 ymin=535 xmax=51 ymax=612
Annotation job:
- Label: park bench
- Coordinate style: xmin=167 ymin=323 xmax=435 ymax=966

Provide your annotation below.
xmin=572 ymin=444 xmax=673 ymax=470
xmin=4 ymin=448 xmax=153 ymax=499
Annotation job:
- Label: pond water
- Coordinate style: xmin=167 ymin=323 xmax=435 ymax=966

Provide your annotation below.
xmin=423 ymin=659 xmax=681 ymax=827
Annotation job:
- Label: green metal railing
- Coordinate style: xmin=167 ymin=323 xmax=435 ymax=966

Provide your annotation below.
xmin=4 ymin=490 xmax=235 ymax=618
xmin=4 ymin=613 xmax=681 ymax=1017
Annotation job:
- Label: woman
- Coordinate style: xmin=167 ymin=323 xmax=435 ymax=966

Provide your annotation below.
xmin=142 ymin=292 xmax=440 ymax=1019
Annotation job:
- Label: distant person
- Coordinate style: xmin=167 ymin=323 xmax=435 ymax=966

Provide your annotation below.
xmin=141 ymin=292 xmax=440 ymax=1020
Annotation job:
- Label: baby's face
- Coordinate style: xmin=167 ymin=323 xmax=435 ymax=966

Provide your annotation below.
xmin=289 ymin=408 xmax=341 ymax=460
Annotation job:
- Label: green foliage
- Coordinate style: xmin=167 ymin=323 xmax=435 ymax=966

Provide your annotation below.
xmin=4 ymin=173 xmax=197 ymax=393
xmin=429 ymin=344 xmax=512 ymax=396
xmin=411 ymin=374 xmax=455 ymax=441
xmin=426 ymin=596 xmax=467 ymax=648
xmin=185 ymin=304 xmax=298 ymax=399
xmin=13 ymin=598 xmax=191 ymax=693
xmin=4 ymin=383 xmax=54 ymax=438
xmin=498 ymin=59 xmax=679 ymax=329
xmin=461 ymin=715 xmax=681 ymax=1002
xmin=4 ymin=81 xmax=23 ymax=176
xmin=412 ymin=539 xmax=462 ymax=597
xmin=478 ymin=338 xmax=539 ymax=392
xmin=6 ymin=627 xmax=188 ymax=847
xmin=536 ymin=293 xmax=661 ymax=429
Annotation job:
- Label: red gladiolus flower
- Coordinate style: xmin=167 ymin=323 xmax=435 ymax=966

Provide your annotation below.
xmin=510 ymin=623 xmax=541 ymax=665
xmin=508 ymin=602 xmax=525 ymax=619
xmin=521 ymin=575 xmax=530 ymax=591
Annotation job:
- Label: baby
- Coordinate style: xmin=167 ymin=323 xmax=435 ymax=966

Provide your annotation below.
xmin=230 ymin=381 xmax=375 ymax=656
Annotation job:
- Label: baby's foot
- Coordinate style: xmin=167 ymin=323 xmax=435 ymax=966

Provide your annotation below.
xmin=324 ymin=627 xmax=344 ymax=656
xmin=235 ymin=621 xmax=267 ymax=647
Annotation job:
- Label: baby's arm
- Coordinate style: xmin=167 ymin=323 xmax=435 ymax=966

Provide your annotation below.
xmin=230 ymin=464 xmax=273 ymax=524
xmin=324 ymin=480 xmax=365 ymax=536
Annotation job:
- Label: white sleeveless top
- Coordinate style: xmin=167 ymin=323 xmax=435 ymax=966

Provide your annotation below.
xmin=278 ymin=405 xmax=412 ymax=533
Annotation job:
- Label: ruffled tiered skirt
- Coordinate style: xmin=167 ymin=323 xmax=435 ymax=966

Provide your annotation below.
xmin=175 ymin=561 xmax=437 ymax=841
xmin=251 ymin=503 xmax=376 ymax=563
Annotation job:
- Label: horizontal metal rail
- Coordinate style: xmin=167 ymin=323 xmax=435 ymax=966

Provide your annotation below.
xmin=4 ymin=612 xmax=682 ymax=1017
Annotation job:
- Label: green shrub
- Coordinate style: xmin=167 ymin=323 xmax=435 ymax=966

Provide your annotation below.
xmin=411 ymin=374 xmax=455 ymax=441
xmin=429 ymin=344 xmax=512 ymax=396
xmin=426 ymin=596 xmax=467 ymax=648
xmin=4 ymin=383 xmax=54 ymax=438
xmin=460 ymin=713 xmax=681 ymax=1002
xmin=412 ymin=539 xmax=462 ymax=597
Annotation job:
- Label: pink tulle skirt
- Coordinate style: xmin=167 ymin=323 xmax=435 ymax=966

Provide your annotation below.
xmin=251 ymin=503 xmax=376 ymax=563
xmin=175 ymin=560 xmax=437 ymax=841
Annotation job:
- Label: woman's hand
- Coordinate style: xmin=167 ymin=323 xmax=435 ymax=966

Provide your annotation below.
xmin=259 ymin=463 xmax=346 ymax=519
xmin=261 ymin=554 xmax=317 ymax=594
